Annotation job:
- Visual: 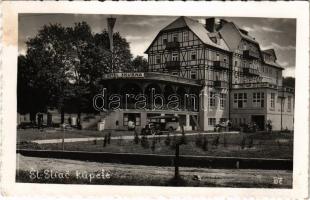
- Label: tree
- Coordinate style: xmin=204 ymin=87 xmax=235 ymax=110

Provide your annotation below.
xmin=18 ymin=21 xmax=133 ymax=122
xmin=282 ymin=77 xmax=295 ymax=88
xmin=132 ymin=56 xmax=148 ymax=72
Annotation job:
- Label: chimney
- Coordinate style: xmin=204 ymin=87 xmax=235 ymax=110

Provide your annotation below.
xmin=205 ymin=18 xmax=227 ymax=32
xmin=107 ymin=17 xmax=116 ymax=52
xmin=205 ymin=18 xmax=215 ymax=32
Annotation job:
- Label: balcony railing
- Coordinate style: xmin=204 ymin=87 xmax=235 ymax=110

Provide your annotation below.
xmin=165 ymin=41 xmax=180 ymax=50
xmin=243 ymin=67 xmax=259 ymax=76
xmin=213 ymin=80 xmax=228 ymax=88
xmin=243 ymin=50 xmax=260 ymax=59
xmin=166 ymin=61 xmax=180 ymax=70
xmin=232 ymin=82 xmax=295 ymax=93
xmin=213 ymin=61 xmax=229 ymax=70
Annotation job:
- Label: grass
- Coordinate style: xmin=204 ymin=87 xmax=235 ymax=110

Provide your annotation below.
xmin=17 ymin=128 xmax=134 ymax=142
xmin=18 ymin=132 xmax=293 ymax=159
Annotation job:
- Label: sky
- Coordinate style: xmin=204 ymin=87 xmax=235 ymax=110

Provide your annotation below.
xmin=18 ymin=14 xmax=296 ymax=77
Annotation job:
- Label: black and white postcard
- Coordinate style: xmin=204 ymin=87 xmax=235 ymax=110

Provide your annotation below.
xmin=1 ymin=1 xmax=309 ymax=199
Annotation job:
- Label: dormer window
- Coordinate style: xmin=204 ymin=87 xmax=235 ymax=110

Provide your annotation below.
xmin=173 ymin=33 xmax=178 ymax=42
xmin=183 ymin=32 xmax=188 ymax=42
xmin=216 ymin=53 xmax=220 ymax=61
xmin=191 ymin=51 xmax=197 ymax=60
xmin=155 ymin=55 xmax=161 ymax=64
xmin=172 ymin=52 xmax=178 ymax=61
xmin=162 ymin=36 xmax=167 ymax=45
xmin=243 ymin=43 xmax=247 ymax=50
xmin=210 ymin=37 xmax=217 ymax=44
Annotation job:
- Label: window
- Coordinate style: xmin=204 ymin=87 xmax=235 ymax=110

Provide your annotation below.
xmin=208 ymin=118 xmax=216 ymax=126
xmin=124 ymin=113 xmax=141 ymax=126
xmin=183 ymin=31 xmax=188 ymax=42
xmin=135 ymin=115 xmax=141 ymax=126
xmin=172 ymin=72 xmax=178 ymax=76
xmin=123 ymin=114 xmax=128 ymax=126
xmin=288 ymin=96 xmax=292 ymax=112
xmin=253 ymin=92 xmax=264 ymax=108
xmin=235 ymin=60 xmax=238 ymax=67
xmin=220 ymin=93 xmax=226 ymax=109
xmin=270 ymin=93 xmax=275 ymax=109
xmin=191 ymin=70 xmax=197 ymax=79
xmin=233 ymin=93 xmax=247 ymax=108
xmin=243 ymin=43 xmax=247 ymax=50
xmin=172 ymin=52 xmax=178 ymax=61
xmin=162 ymin=36 xmax=167 ymax=45
xmin=173 ymin=33 xmax=178 ymax=42
xmin=209 ymin=92 xmax=216 ymax=107
xmin=191 ymin=51 xmax=197 ymax=60
xmin=216 ymin=53 xmax=220 ymax=61
xmin=155 ymin=55 xmax=161 ymax=64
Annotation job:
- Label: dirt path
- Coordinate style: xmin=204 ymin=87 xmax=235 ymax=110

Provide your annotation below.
xmin=16 ymin=154 xmax=292 ymax=188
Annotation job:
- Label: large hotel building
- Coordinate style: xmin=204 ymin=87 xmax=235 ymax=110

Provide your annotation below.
xmin=99 ymin=16 xmax=294 ymax=131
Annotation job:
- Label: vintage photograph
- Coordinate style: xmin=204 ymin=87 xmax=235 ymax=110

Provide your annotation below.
xmin=16 ymin=14 xmax=296 ymax=188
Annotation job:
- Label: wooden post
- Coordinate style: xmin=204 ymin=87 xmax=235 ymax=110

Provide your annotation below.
xmin=62 ymin=126 xmax=65 ymax=151
xmin=174 ymin=143 xmax=180 ymax=179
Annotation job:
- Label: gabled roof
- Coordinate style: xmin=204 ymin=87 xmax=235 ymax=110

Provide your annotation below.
xmin=263 ymin=49 xmax=277 ymax=59
xmin=261 ymin=49 xmax=283 ymax=69
xmin=145 ymin=16 xmax=230 ymax=53
xmin=219 ymin=21 xmax=258 ymax=51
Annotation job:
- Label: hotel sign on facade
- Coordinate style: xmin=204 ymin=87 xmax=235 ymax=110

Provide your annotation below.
xmin=103 ymin=73 xmax=145 ymax=79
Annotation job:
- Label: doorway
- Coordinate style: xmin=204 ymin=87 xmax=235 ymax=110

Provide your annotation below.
xmin=251 ymin=115 xmax=265 ymax=130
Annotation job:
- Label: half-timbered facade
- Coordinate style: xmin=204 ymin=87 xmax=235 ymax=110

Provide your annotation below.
xmin=143 ymin=16 xmax=294 ymax=131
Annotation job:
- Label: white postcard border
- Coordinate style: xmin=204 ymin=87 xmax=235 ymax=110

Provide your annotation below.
xmin=1 ymin=1 xmax=309 ymax=198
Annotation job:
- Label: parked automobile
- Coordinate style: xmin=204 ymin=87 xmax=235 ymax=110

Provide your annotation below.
xmin=141 ymin=116 xmax=179 ymax=135
xmin=214 ymin=120 xmax=232 ymax=132
xmin=128 ymin=120 xmax=136 ymax=131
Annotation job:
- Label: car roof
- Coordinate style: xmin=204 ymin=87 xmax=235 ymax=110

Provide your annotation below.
xmin=149 ymin=116 xmax=179 ymax=119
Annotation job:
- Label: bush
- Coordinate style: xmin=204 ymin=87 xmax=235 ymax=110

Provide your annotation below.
xmin=202 ymin=136 xmax=208 ymax=151
xmin=151 ymin=138 xmax=156 ymax=152
xmin=118 ymin=136 xmax=123 ymax=145
xmin=248 ymin=137 xmax=254 ymax=148
xmin=195 ymin=134 xmax=203 ymax=148
xmin=134 ymin=131 xmax=139 ymax=144
xmin=212 ymin=136 xmax=219 ymax=147
xmin=180 ymin=131 xmax=187 ymax=145
xmin=223 ymin=135 xmax=227 ymax=147
xmin=103 ymin=135 xmax=107 ymax=147
xmin=164 ymin=133 xmax=171 ymax=146
xmin=107 ymin=132 xmax=111 ymax=144
xmin=170 ymin=135 xmax=177 ymax=150
xmin=141 ymin=135 xmax=149 ymax=149
xmin=241 ymin=136 xmax=246 ymax=149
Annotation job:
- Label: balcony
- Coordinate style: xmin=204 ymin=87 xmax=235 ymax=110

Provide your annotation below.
xmin=243 ymin=67 xmax=259 ymax=76
xmin=243 ymin=50 xmax=260 ymax=59
xmin=213 ymin=80 xmax=227 ymax=88
xmin=165 ymin=41 xmax=180 ymax=50
xmin=166 ymin=61 xmax=180 ymax=71
xmin=213 ymin=61 xmax=229 ymax=70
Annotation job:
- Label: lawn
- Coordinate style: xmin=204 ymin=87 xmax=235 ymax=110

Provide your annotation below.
xmin=17 ymin=131 xmax=293 ymax=159
xmin=17 ymin=128 xmax=133 ymax=142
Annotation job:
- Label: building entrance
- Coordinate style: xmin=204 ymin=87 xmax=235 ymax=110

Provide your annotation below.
xmin=251 ymin=115 xmax=265 ymax=130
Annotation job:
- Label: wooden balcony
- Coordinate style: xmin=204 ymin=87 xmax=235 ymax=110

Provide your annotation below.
xmin=243 ymin=67 xmax=259 ymax=76
xmin=243 ymin=50 xmax=260 ymax=59
xmin=213 ymin=61 xmax=229 ymax=70
xmin=166 ymin=61 xmax=180 ymax=70
xmin=165 ymin=41 xmax=180 ymax=50
xmin=213 ymin=80 xmax=228 ymax=88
